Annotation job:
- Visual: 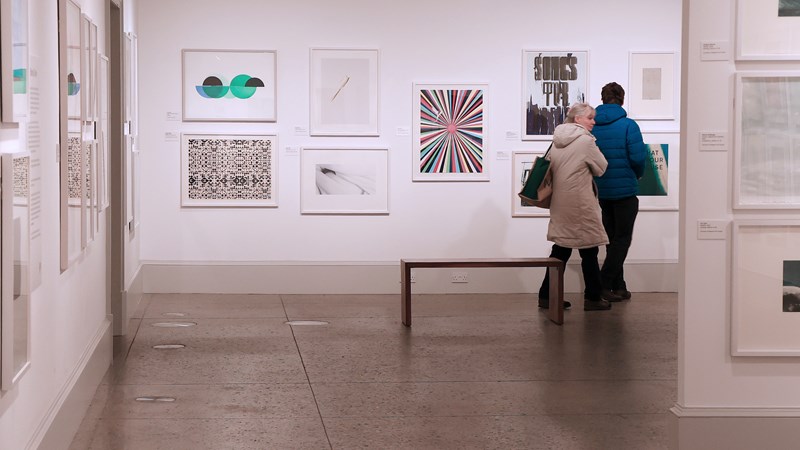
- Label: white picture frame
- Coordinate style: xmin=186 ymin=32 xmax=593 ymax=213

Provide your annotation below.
xmin=638 ymin=131 xmax=680 ymax=211
xmin=736 ymin=0 xmax=800 ymax=61
xmin=732 ymin=220 xmax=800 ymax=356
xmin=511 ymin=151 xmax=550 ymax=217
xmin=182 ymin=49 xmax=277 ymax=122
xmin=733 ymin=72 xmax=800 ymax=209
xmin=181 ymin=134 xmax=278 ymax=207
xmin=412 ymin=82 xmax=489 ymax=181
xmin=309 ymin=48 xmax=379 ymax=136
xmin=0 ymin=0 xmax=29 ymax=122
xmin=522 ymin=50 xmax=588 ymax=140
xmin=627 ymin=52 xmax=676 ymax=120
xmin=300 ymin=147 xmax=389 ymax=215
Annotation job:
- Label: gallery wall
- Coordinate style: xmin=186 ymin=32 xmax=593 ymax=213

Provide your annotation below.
xmin=675 ymin=0 xmax=800 ymax=446
xmin=136 ymin=0 xmax=683 ymax=293
xmin=0 ymin=0 xmax=138 ymax=448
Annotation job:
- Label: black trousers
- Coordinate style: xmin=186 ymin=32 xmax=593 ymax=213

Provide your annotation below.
xmin=538 ymin=244 xmax=602 ymax=300
xmin=599 ymin=196 xmax=639 ymax=291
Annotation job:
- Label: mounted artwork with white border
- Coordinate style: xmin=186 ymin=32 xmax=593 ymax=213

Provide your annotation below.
xmin=521 ymin=50 xmax=588 ymax=140
xmin=309 ymin=48 xmax=379 ymax=136
xmin=182 ymin=49 xmax=277 ymax=122
xmin=181 ymin=134 xmax=278 ymax=207
xmin=300 ymin=147 xmax=388 ymax=214
xmin=638 ymin=131 xmax=679 ymax=211
xmin=0 ymin=0 xmax=29 ymax=122
xmin=733 ymin=72 xmax=800 ymax=209
xmin=412 ymin=83 xmax=488 ymax=181
xmin=511 ymin=151 xmax=549 ymax=217
xmin=732 ymin=220 xmax=800 ymax=356
xmin=627 ymin=52 xmax=676 ymax=120
xmin=736 ymin=0 xmax=800 ymax=60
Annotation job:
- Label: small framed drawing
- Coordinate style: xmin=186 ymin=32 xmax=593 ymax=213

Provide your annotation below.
xmin=182 ymin=49 xmax=277 ymax=122
xmin=309 ymin=48 xmax=379 ymax=136
xmin=736 ymin=0 xmax=800 ymax=60
xmin=732 ymin=220 xmax=800 ymax=356
xmin=181 ymin=134 xmax=278 ymax=207
xmin=522 ymin=50 xmax=588 ymax=140
xmin=300 ymin=147 xmax=388 ymax=214
xmin=627 ymin=52 xmax=676 ymax=120
xmin=734 ymin=72 xmax=800 ymax=209
xmin=412 ymin=83 xmax=488 ymax=181
xmin=0 ymin=0 xmax=29 ymax=122
xmin=511 ymin=151 xmax=549 ymax=217
xmin=638 ymin=131 xmax=679 ymax=211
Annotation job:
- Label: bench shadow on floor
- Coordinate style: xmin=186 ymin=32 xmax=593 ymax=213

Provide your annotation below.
xmin=69 ymin=292 xmax=677 ymax=450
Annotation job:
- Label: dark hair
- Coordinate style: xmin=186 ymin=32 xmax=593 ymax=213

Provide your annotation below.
xmin=601 ymin=82 xmax=625 ymax=105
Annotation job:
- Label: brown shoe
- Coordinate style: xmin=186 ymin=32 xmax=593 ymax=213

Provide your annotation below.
xmin=613 ymin=289 xmax=632 ymax=300
xmin=601 ymin=289 xmax=624 ymax=302
xmin=584 ymin=299 xmax=612 ymax=311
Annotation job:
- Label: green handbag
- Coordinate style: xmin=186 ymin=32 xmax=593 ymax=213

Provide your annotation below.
xmin=518 ymin=143 xmax=553 ymax=208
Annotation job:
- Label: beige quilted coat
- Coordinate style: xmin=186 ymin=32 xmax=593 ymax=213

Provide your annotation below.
xmin=546 ymin=123 xmax=609 ymax=249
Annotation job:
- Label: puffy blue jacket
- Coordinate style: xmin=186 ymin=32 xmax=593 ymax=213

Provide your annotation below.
xmin=592 ymin=104 xmax=646 ymax=200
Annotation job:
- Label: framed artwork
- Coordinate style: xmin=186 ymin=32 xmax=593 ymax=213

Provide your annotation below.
xmin=511 ymin=151 xmax=549 ymax=217
xmin=182 ymin=49 xmax=277 ymax=122
xmin=309 ymin=48 xmax=379 ymax=136
xmin=1 ymin=152 xmax=31 ymax=390
xmin=732 ymin=220 xmax=800 ymax=356
xmin=638 ymin=132 xmax=679 ymax=211
xmin=0 ymin=0 xmax=29 ymax=122
xmin=300 ymin=147 xmax=389 ymax=214
xmin=181 ymin=134 xmax=278 ymax=207
xmin=733 ymin=72 xmax=800 ymax=209
xmin=99 ymin=55 xmax=109 ymax=210
xmin=627 ymin=52 xmax=676 ymax=120
xmin=412 ymin=83 xmax=488 ymax=181
xmin=522 ymin=50 xmax=588 ymax=140
xmin=65 ymin=0 xmax=81 ymax=120
xmin=736 ymin=0 xmax=800 ymax=60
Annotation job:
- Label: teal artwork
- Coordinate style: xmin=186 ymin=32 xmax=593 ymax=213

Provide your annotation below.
xmin=196 ymin=74 xmax=265 ymax=99
xmin=67 ymin=73 xmax=80 ymax=96
xmin=13 ymin=68 xmax=26 ymax=94
xmin=638 ymin=144 xmax=668 ymax=196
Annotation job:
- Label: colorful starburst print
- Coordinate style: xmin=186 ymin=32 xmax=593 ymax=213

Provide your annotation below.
xmin=418 ymin=89 xmax=484 ymax=174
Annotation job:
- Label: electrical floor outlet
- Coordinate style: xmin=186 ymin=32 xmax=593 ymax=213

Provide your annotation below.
xmin=451 ymin=271 xmax=468 ymax=283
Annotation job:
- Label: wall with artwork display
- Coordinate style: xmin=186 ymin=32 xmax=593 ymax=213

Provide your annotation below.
xmin=674 ymin=0 xmax=800 ymax=446
xmin=0 ymin=0 xmax=139 ymax=448
xmin=136 ymin=0 xmax=681 ymax=294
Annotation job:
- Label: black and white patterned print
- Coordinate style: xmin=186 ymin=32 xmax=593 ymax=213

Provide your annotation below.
xmin=187 ymin=138 xmax=273 ymax=200
xmin=68 ymin=136 xmax=82 ymax=199
xmin=13 ymin=156 xmax=29 ymax=199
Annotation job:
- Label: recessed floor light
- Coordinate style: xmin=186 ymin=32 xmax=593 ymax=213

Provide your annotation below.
xmin=151 ymin=322 xmax=197 ymax=328
xmin=162 ymin=312 xmax=187 ymax=317
xmin=152 ymin=344 xmax=186 ymax=349
xmin=135 ymin=396 xmax=176 ymax=402
xmin=285 ymin=320 xmax=329 ymax=326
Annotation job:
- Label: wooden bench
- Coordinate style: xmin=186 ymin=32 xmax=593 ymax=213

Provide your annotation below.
xmin=400 ymin=258 xmax=566 ymax=326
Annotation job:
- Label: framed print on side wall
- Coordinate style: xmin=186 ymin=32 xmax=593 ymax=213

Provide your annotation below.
xmin=638 ymin=131 xmax=679 ymax=211
xmin=309 ymin=48 xmax=379 ymax=136
xmin=627 ymin=52 xmax=676 ymax=120
xmin=732 ymin=220 xmax=800 ymax=356
xmin=0 ymin=0 xmax=29 ymax=122
xmin=522 ymin=50 xmax=588 ymax=140
xmin=181 ymin=134 xmax=278 ymax=207
xmin=300 ymin=147 xmax=388 ymax=214
xmin=734 ymin=72 xmax=800 ymax=209
xmin=412 ymin=83 xmax=488 ymax=181
xmin=511 ymin=151 xmax=549 ymax=217
xmin=182 ymin=49 xmax=277 ymax=122
xmin=736 ymin=0 xmax=800 ymax=60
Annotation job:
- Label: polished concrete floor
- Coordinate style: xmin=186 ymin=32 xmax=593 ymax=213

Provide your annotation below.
xmin=69 ymin=292 xmax=677 ymax=449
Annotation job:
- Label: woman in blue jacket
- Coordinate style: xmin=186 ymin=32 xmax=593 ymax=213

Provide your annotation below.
xmin=592 ymin=82 xmax=647 ymax=301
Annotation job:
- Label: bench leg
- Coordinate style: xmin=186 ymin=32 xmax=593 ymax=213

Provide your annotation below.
xmin=401 ymin=262 xmax=411 ymax=326
xmin=547 ymin=265 xmax=564 ymax=325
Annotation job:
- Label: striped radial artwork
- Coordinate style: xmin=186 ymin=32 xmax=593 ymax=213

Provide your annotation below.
xmin=418 ymin=89 xmax=484 ymax=174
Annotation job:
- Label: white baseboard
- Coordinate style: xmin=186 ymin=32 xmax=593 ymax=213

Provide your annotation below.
xmin=114 ymin=265 xmax=144 ymax=336
xmin=29 ymin=317 xmax=112 ymax=450
xmin=670 ymin=405 xmax=800 ymax=450
xmin=142 ymin=260 xmax=678 ymax=294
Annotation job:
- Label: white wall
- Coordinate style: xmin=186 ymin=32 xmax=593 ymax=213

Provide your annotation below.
xmin=0 ymin=0 xmax=137 ymax=448
xmin=674 ymin=0 xmax=800 ymax=446
xmin=137 ymin=0 xmax=682 ymax=293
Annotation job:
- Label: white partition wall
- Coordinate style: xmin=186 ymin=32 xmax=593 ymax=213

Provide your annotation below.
xmin=137 ymin=0 xmax=683 ymax=295
xmin=674 ymin=0 xmax=800 ymax=447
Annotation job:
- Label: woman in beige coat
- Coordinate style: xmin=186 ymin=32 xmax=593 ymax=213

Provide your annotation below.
xmin=537 ymin=103 xmax=612 ymax=311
